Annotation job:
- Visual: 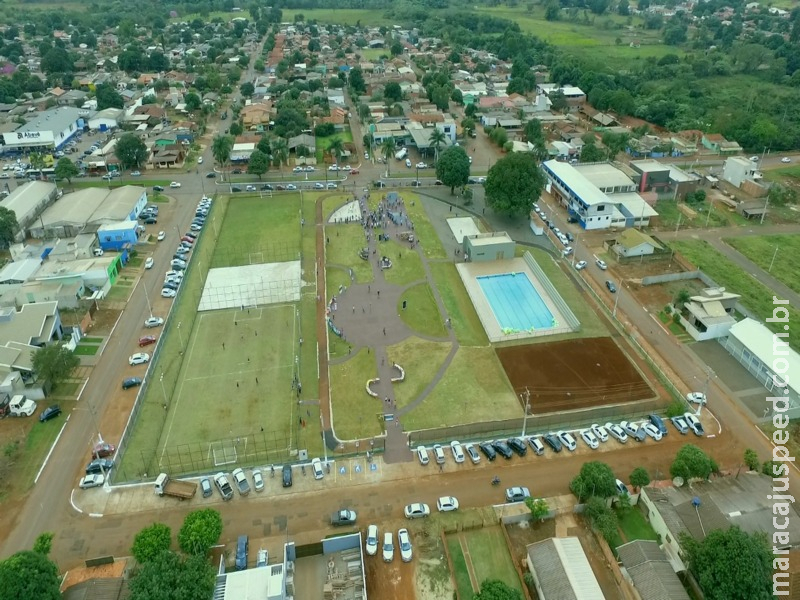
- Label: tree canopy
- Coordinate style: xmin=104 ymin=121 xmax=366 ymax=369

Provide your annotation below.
xmin=212 ymin=135 xmax=234 ymax=167
xmin=435 ymin=146 xmax=470 ymax=194
xmin=484 ymin=152 xmax=546 ymax=218
xmin=115 ymin=134 xmax=148 ymax=170
xmin=629 ymin=467 xmax=651 ymax=490
xmin=0 ymin=206 xmax=19 ymax=249
xmin=95 ymin=83 xmax=123 ymax=110
xmin=0 ymin=550 xmax=61 ymax=600
xmin=247 ymin=149 xmax=270 ymax=179
xmin=569 ymin=461 xmax=618 ymax=501
xmin=31 ymin=344 xmax=80 ymax=390
xmin=132 ymin=523 xmax=172 ymax=565
xmin=129 ymin=551 xmax=215 ymax=600
xmin=54 ymin=157 xmax=80 ymax=183
xmin=670 ymin=444 xmax=717 ymax=481
xmin=474 ymin=578 xmax=523 ymax=600
xmin=680 ymin=527 xmax=772 ymax=600
xmin=178 ymin=509 xmax=222 ymax=556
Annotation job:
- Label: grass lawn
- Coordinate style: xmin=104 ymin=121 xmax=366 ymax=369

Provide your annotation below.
xmin=81 ymin=337 xmax=104 ymax=343
xmin=325 ymin=223 xmax=373 ymax=283
xmin=402 ymin=347 xmax=519 ymax=430
xmin=446 ymin=536 xmax=475 ymax=600
xmin=386 ymin=337 xmax=451 ymax=409
xmin=315 ymin=130 xmax=355 ymax=162
xmin=463 ymin=528 xmax=523 ymax=593
xmin=429 ymin=262 xmax=489 ymax=347
xmin=655 ymin=199 xmax=748 ymax=229
xmin=213 ymin=195 xmax=301 ymax=267
xmin=672 ymin=240 xmax=800 ymax=349
xmin=402 ymin=192 xmax=448 ymax=259
xmin=73 ymin=344 xmax=100 ymax=356
xmin=277 ymin=8 xmax=390 ymax=25
xmin=326 ymin=267 xmax=353 ymax=304
xmin=761 ymin=164 xmax=800 ymax=182
xmin=51 ymin=380 xmax=80 ymax=397
xmin=322 ymin=193 xmax=355 ymax=222
xmin=398 ymin=284 xmax=447 ymax=338
xmin=724 ymin=234 xmax=800 ymax=295
xmin=616 ymin=507 xmax=659 ymax=542
xmin=380 ymin=239 xmax=426 ymax=286
xmin=329 ymin=348 xmax=382 ymax=440
xmin=105 ymin=283 xmax=134 ymax=302
xmin=359 ymin=48 xmax=390 ymax=61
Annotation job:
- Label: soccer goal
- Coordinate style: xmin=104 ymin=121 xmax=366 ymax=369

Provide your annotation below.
xmin=248 ymin=252 xmax=264 ymax=265
xmin=208 ymin=439 xmax=241 ymax=467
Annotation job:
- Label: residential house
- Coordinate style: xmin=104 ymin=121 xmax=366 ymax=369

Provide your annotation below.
xmin=241 ymin=102 xmax=272 ymax=130
xmin=526 ymin=537 xmax=605 ymax=599
xmin=701 ymin=133 xmax=742 ymax=155
xmin=287 ymin=134 xmax=316 ymax=154
xmin=722 ymin=156 xmax=758 ymax=187
xmin=150 ymin=143 xmax=184 ymax=168
xmin=679 ymin=287 xmax=740 ymax=341
xmin=609 ymin=228 xmax=663 ymax=257
xmin=617 ymin=541 xmax=690 ymax=600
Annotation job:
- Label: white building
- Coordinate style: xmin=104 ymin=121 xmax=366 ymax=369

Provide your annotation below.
xmin=0 ymin=181 xmax=59 ymax=237
xmin=87 ymin=107 xmax=123 ymax=132
xmin=0 ymin=107 xmax=87 ymax=152
xmin=722 ymin=156 xmax=758 ymax=188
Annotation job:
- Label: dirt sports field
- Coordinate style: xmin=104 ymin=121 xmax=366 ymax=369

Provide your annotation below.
xmin=497 ymin=336 xmax=653 ymax=413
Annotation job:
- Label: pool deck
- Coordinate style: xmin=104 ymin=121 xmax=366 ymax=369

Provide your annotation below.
xmin=456 ymin=258 xmax=570 ymax=343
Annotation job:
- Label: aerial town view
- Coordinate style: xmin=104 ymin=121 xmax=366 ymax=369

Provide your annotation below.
xmin=0 ymin=0 xmax=798 ymax=598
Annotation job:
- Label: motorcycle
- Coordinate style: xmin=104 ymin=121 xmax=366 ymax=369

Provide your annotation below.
xmin=491 ymin=476 xmax=501 ymax=486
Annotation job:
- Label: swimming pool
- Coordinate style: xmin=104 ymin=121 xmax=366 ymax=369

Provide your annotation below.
xmin=477 ymin=272 xmax=555 ymax=332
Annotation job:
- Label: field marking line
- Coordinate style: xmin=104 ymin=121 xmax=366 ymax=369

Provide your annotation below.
xmin=182 ymin=363 xmax=295 ymax=383
xmin=160 ymin=312 xmax=206 ymax=464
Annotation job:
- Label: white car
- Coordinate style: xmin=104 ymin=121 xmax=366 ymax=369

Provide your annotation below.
xmin=311 ymin=457 xmax=324 ymax=479
xmin=781 ymin=157 xmax=791 ymax=163
xmin=590 ymin=423 xmax=608 ymax=442
xmin=580 ymin=429 xmax=599 ymax=449
xmin=450 ymin=441 xmax=465 ymax=463
xmin=157 ymin=231 xmax=166 ymax=241
xmin=403 ymin=503 xmax=430 ymax=519
xmin=596 ymin=259 xmax=607 ymax=270
xmin=328 ymin=165 xmax=339 ymax=171
xmin=144 ymin=257 xmax=154 ymax=269
xmin=79 ymin=474 xmax=105 ymax=489
xmin=604 ymin=422 xmax=628 ymax=443
xmin=557 ymin=431 xmax=577 ymax=451
xmin=686 ymin=392 xmax=707 ymax=405
xmin=365 ymin=525 xmax=378 ymax=556
xmin=436 ymin=496 xmax=459 ymax=512
xmin=129 ymin=352 xmax=150 ymax=365
xmin=398 ymin=528 xmax=413 ymax=562
xmin=286 ymin=184 xmax=297 ymax=190
xmin=169 ymin=181 xmax=181 ymax=188
xmin=382 ymin=532 xmax=394 ymax=562
xmin=416 ymin=446 xmax=429 ymax=465
xmin=642 ymin=422 xmax=662 ymax=441
xmin=165 ymin=270 xmax=183 ymax=280
xmin=197 ymin=157 xmax=203 ymax=164
xmin=161 ymin=288 xmax=177 ymax=298
xmin=433 ymin=444 xmax=445 ymax=464
xmin=246 ymin=185 xmax=256 ymax=191
xmin=252 ymin=469 xmax=264 ymax=492
xmin=574 ymin=260 xmax=587 ymax=270
xmin=416 ymin=162 xmax=427 ymax=169
xmin=144 ymin=317 xmax=164 ymax=328
xmin=684 ymin=412 xmax=705 ymax=436
xmin=615 ymin=479 xmax=628 ymax=495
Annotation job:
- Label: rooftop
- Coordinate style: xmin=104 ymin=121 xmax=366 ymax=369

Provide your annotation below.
xmin=617 ymin=541 xmax=690 ymax=600
xmin=0 ymin=180 xmax=56 ymax=220
xmin=0 ymin=258 xmax=41 ymax=284
xmin=39 ymin=186 xmax=145 ymax=228
xmin=728 ymin=318 xmax=799 ymax=395
xmin=527 ymin=537 xmax=605 ymax=599
xmin=617 ymin=229 xmax=662 ymax=250
xmin=543 ymin=160 xmax=608 ymax=207
xmin=0 ymin=301 xmax=58 ymax=347
xmin=576 ymin=163 xmax=636 ymax=191
xmin=16 ymin=106 xmax=86 ymax=134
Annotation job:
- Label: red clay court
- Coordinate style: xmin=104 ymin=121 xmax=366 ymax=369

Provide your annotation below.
xmin=497 ymin=336 xmax=654 ymax=413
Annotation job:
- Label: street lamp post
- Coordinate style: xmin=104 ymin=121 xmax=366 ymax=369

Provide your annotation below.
xmin=612 ymin=290 xmax=620 ymax=319
xmin=177 ymin=322 xmax=184 ymax=348
xmin=143 ymin=282 xmax=153 ymax=317
xmin=520 ymin=387 xmax=531 ymax=437
xmin=160 ymin=373 xmax=167 ymax=409
xmin=769 ymin=245 xmax=778 ymax=273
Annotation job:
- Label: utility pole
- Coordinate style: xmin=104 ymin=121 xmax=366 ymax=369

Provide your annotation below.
xmin=520 ymin=387 xmax=531 ymax=437
xmin=769 ymin=246 xmax=778 ymax=273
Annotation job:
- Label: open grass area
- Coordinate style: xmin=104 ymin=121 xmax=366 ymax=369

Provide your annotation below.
xmin=616 ymin=507 xmax=659 ymax=542
xmin=281 ymin=8 xmax=390 ymax=25
xmin=398 ymin=284 xmax=447 ymax=338
xmin=672 ymin=240 xmax=800 ymax=349
xmin=105 ymin=282 xmax=134 ymax=302
xmin=325 ymin=223 xmax=373 ymax=283
xmin=387 ymin=337 xmax=451 ymax=409
xmin=446 ymin=536 xmax=475 ymax=600
xmin=322 ymin=193 xmax=354 ymax=222
xmin=762 ymin=164 xmax=800 ymax=182
xmin=73 ymin=344 xmax=100 ymax=356
xmin=315 ymin=131 xmax=355 ymax=162
xmin=463 ymin=527 xmax=523 ymax=593
xmin=403 ymin=347 xmax=519 ymax=430
xmin=403 ymin=192 xmax=448 ymax=259
xmin=326 ymin=267 xmax=352 ymax=305
xmin=724 ymin=234 xmax=800 ymax=295
xmin=429 ymin=261 xmax=489 ymax=347
xmin=655 ymin=199 xmax=748 ymax=229
xmin=380 ymin=239 xmax=426 ymax=286
xmin=81 ymin=337 xmax=104 ymax=343
xmin=329 ymin=348 xmax=382 ymax=440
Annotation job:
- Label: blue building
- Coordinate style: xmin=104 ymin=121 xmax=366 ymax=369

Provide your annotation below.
xmin=96 ymin=220 xmax=140 ymax=251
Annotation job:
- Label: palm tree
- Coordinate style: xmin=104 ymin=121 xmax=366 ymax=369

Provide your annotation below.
xmin=271 ymin=138 xmax=289 ymax=176
xmin=29 ymin=152 xmax=46 ymax=179
xmin=380 ymin=136 xmax=396 ymax=177
xmin=212 ymin=134 xmax=234 ymax=174
xmin=328 ymin=138 xmax=344 ymax=167
xmin=429 ymin=128 xmax=447 ymax=164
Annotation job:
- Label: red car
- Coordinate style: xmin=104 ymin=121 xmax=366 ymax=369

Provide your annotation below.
xmin=92 ymin=442 xmax=116 ymax=458
xmin=349 ymin=168 xmax=359 ymax=175
xmin=138 ymin=335 xmax=157 ymax=347
xmin=181 ymin=236 xmax=194 ymax=244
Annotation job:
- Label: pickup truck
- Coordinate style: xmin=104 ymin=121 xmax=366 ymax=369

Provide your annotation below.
xmin=331 ymin=509 xmax=357 ymax=527
xmin=232 ymin=468 xmax=250 ymax=496
xmin=154 ymin=473 xmax=197 ymax=499
xmin=214 ymin=472 xmax=233 ymax=500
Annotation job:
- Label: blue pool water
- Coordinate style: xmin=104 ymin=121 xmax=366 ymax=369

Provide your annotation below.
xmin=477 ymin=272 xmax=555 ymax=332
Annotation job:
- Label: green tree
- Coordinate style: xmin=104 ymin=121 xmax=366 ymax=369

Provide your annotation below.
xmin=131 ymin=523 xmax=172 ymax=564
xmin=629 ymin=467 xmax=650 ymax=491
xmin=0 ymin=551 xmax=60 ymax=600
xmin=579 ymin=140 xmax=606 ymax=163
xmin=32 ymin=532 xmax=54 ymax=556
xmin=256 ymin=136 xmax=271 ymax=156
xmin=461 ymin=117 xmax=476 ymax=137
xmin=383 ymin=81 xmax=402 ymax=103
xmin=240 ymin=81 xmax=254 ymax=97
xmin=229 ymin=121 xmax=243 ymax=136
xmin=315 ymin=123 xmax=335 ymax=137
xmin=212 ymin=134 xmax=234 ymax=169
xmin=271 ymin=138 xmax=289 ymax=174
xmin=247 ymin=149 xmax=269 ymax=179
xmin=743 ymin=448 xmax=760 ymax=471
xmin=601 ymin=131 xmax=630 ymax=159
xmin=435 ymin=146 xmax=470 ymax=195
xmin=390 ymin=40 xmax=403 ymax=56
xmin=129 ymin=551 xmax=215 ymax=600
xmin=680 ymin=527 xmax=772 ymax=600
xmin=0 ymin=206 xmax=18 ymax=248
xmin=524 ymin=497 xmax=550 ymax=522
xmin=31 ymin=344 xmax=79 ymax=389
xmin=178 ymin=509 xmax=223 ymax=556
xmin=95 ymin=83 xmax=123 ymax=110
xmin=428 ymin=128 xmax=447 ymax=163
xmin=54 ymin=157 xmax=79 ymax=183
xmin=484 ymin=152 xmax=546 ymax=218
xmin=114 ymin=134 xmax=148 ymax=170
xmin=185 ymin=92 xmax=201 ymax=111
xmin=349 ymin=67 xmax=366 ymax=95
xmin=474 ymin=578 xmax=523 ymax=600
xmin=570 ymin=461 xmax=618 ymax=501
xmin=380 ymin=137 xmax=396 ymax=176
xmin=674 ymin=288 xmax=691 ymax=308
xmin=29 ymin=152 xmax=46 ymax=178
xmin=328 ymin=138 xmax=344 ymax=166
xmin=40 ymin=46 xmax=73 ymax=75
xmin=762 ymin=460 xmax=782 ymax=478
xmin=670 ymin=444 xmax=716 ymax=481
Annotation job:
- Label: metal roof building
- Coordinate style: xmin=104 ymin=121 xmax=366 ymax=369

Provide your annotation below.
xmin=0 ymin=180 xmax=59 ymax=235
xmin=617 ymin=541 xmax=690 ymax=600
xmin=526 ymin=537 xmax=605 ymax=599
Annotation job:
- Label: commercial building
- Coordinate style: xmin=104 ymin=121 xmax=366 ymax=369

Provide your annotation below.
xmin=0 ymin=107 xmax=87 ymax=153
xmin=722 ymin=156 xmax=758 ymax=188
xmin=30 ymin=185 xmax=147 ymax=238
xmin=719 ymin=317 xmax=800 ymax=417
xmin=97 ymin=220 xmax=140 ymax=251
xmin=629 ymin=159 xmax=700 ymax=200
xmin=0 ymin=181 xmax=60 ymax=238
xmin=87 ymin=107 xmax=123 ymax=132
xmin=543 ymin=160 xmax=658 ymax=230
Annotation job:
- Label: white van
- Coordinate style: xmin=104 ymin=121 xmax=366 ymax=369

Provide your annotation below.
xmin=416 ymin=446 xmax=430 ymax=466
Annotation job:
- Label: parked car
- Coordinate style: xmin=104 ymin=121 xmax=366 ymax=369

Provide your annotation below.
xmin=235 ymin=535 xmax=249 ymax=570
xmin=605 ymin=422 xmax=628 ymax=443
xmin=157 ymin=231 xmax=166 ymax=241
xmin=615 ymin=479 xmax=629 ymax=495
xmin=206 ymin=172 xmax=216 ymax=178
xmin=505 ymin=487 xmax=531 ymax=503
xmin=144 ymin=317 xmax=164 ymax=328
xmin=382 ymin=532 xmax=394 ymax=562
xmin=153 ymin=185 xmax=164 ymax=191
xmin=326 ymin=182 xmax=338 ymax=189
xmin=38 ymin=405 xmax=61 ymax=422
xmin=596 ymin=259 xmax=607 ymax=270
xmin=648 ymin=414 xmax=668 ymax=436
xmin=169 ymin=181 xmax=181 ymax=188
xmin=492 ymin=440 xmax=513 ymax=459
xmin=398 ymin=528 xmax=413 ymax=562
xmin=232 ymin=467 xmax=251 ymax=495
xmin=121 ymin=377 xmax=142 ymax=390
xmin=684 ymin=412 xmax=705 ymax=436
xmin=200 ymin=477 xmax=213 ymax=498
xmin=433 ymin=444 xmax=446 ymax=464
xmin=85 ymin=459 xmax=114 ymax=475
xmin=417 ymin=446 xmax=430 ymax=466
xmin=574 ymin=260 xmax=587 ymax=270
xmin=478 ymin=441 xmax=496 ymax=461
xmin=128 ymin=352 xmax=150 ymax=366
xmin=465 ymin=443 xmax=481 ymax=464
xmin=282 ymin=464 xmax=293 ymax=487
xmin=314 ymin=182 xmax=324 ymax=189
xmin=450 ymin=441 xmax=465 ymax=463
xmin=403 ymin=503 xmax=430 ymax=519
xmin=527 ymin=436 xmax=545 ymax=455
xmin=286 ymin=184 xmax=297 ymax=190
xmin=79 ymin=474 xmax=105 ymax=489
xmin=507 ymin=437 xmax=527 ymax=457
xmin=781 ymin=157 xmax=791 ymax=163
xmin=542 ymin=433 xmax=562 ymax=452
xmin=92 ymin=442 xmax=116 ymax=458
xmin=620 ymin=421 xmax=646 ymax=442
xmin=144 ymin=257 xmax=154 ymax=269
xmin=331 ymin=509 xmax=357 ymax=526
xmin=671 ymin=415 xmax=690 ymax=435
xmin=365 ymin=525 xmax=378 ymax=556
xmin=591 ymin=424 xmax=609 ymax=443
xmin=436 ymin=496 xmax=459 ymax=512
xmin=245 ymin=185 xmax=256 ymax=192
xmin=252 ymin=469 xmax=264 ymax=492
xmin=686 ymin=392 xmax=707 ymax=405
xmin=580 ymin=429 xmax=599 ymax=449
xmin=557 ymin=431 xmax=577 ymax=451
xmin=642 ymin=422 xmax=663 ymax=441
xmin=311 ymin=457 xmax=324 ymax=480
